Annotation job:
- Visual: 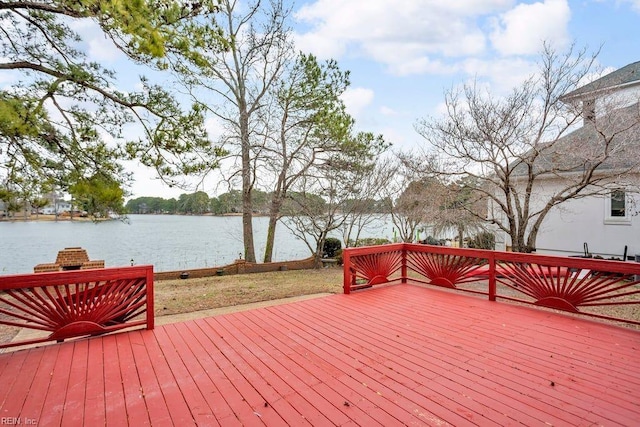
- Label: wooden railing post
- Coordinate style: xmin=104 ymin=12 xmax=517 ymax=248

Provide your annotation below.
xmin=488 ymin=253 xmax=496 ymax=301
xmin=343 ymin=249 xmax=351 ymax=294
xmin=146 ymin=265 xmax=155 ymax=329
xmin=401 ymin=245 xmax=408 ymax=284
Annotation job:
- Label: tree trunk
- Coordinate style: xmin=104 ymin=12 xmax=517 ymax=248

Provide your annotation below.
xmin=242 ymin=195 xmax=254 ymax=261
xmin=314 ymin=233 xmax=327 ymax=269
xmin=263 ymin=196 xmax=283 ymax=263
xmin=240 ymin=108 xmax=256 ymax=262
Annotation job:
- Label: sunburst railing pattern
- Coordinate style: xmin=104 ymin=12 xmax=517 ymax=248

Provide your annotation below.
xmin=495 ymin=256 xmax=640 ymax=315
xmin=342 ymin=244 xmax=405 ymax=293
xmin=406 ymin=248 xmax=488 ymax=289
xmin=0 ymin=266 xmax=154 ymax=349
xmin=343 ymin=244 xmax=640 ymax=325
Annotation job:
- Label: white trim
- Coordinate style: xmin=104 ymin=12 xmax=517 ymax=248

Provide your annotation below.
xmin=604 ymin=190 xmax=631 ymax=225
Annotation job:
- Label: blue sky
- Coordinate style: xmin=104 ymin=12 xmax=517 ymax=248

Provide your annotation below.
xmin=292 ymin=0 xmax=640 ymax=148
xmin=71 ymin=0 xmax=640 ymax=198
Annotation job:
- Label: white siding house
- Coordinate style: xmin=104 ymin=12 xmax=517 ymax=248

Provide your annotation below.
xmin=512 ymin=177 xmax=639 ymax=258
xmin=494 ymin=61 xmax=640 ymax=258
xmin=42 ymin=200 xmax=72 ymax=215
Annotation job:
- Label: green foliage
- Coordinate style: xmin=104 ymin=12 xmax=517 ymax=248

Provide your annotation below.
xmin=347 ymin=238 xmax=392 ymax=247
xmin=1 ymin=1 xmax=227 ymax=200
xmin=467 ymin=232 xmax=495 ymax=250
xmin=421 ymin=236 xmax=444 ymax=245
xmin=216 ymin=190 xmax=243 ymax=214
xmin=126 ymin=196 xmax=176 ymax=214
xmin=334 ymin=249 xmax=344 ymax=266
xmin=127 ymin=189 xmax=398 ymax=217
xmin=69 ymin=174 xmax=125 ymax=218
xmin=277 ymin=53 xmax=354 ymax=149
xmin=30 ymin=197 xmax=50 ymax=214
xmin=322 ymin=237 xmax=342 ymax=258
xmin=178 ymin=191 xmax=210 ymax=214
xmin=283 ymin=192 xmax=327 ymax=216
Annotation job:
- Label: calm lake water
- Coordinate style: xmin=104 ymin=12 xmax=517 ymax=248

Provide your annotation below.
xmin=0 ymin=214 xmax=394 ymax=275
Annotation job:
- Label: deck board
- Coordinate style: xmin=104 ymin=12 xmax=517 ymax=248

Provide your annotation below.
xmin=102 ymin=334 xmax=130 ymax=426
xmin=61 ymin=339 xmax=89 ymax=425
xmin=83 ymin=338 xmax=107 ymax=425
xmin=39 ymin=340 xmax=75 ymax=426
xmin=1 ymin=283 xmax=639 ymax=426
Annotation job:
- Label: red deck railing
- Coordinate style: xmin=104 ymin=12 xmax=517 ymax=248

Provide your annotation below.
xmin=343 ymin=244 xmax=640 ymax=325
xmin=0 ymin=265 xmax=154 ymax=349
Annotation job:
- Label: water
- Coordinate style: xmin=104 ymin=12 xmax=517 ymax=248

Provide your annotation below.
xmin=0 ymin=214 xmax=395 ymax=275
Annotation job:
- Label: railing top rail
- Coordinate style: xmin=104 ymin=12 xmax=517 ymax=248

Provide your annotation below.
xmin=343 ymin=243 xmax=405 ymax=256
xmin=491 ymin=250 xmax=637 ymax=271
xmin=403 ymin=243 xmax=494 ymax=259
xmin=347 ymin=243 xmax=640 ymax=275
xmin=0 ymin=265 xmax=154 ymax=290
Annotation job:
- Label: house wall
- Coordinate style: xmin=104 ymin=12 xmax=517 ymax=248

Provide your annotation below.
xmin=534 ymin=193 xmax=639 ymax=258
xmin=492 ymin=64 xmax=640 ymax=257
xmin=42 ymin=201 xmax=72 ymax=215
xmin=595 ymin=85 xmax=640 ymax=117
xmin=493 ymin=177 xmax=640 ymax=258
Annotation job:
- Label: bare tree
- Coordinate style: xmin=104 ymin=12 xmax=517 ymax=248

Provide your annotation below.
xmin=430 ymin=178 xmax=487 ymax=247
xmin=257 ymin=53 xmax=352 ymax=262
xmin=382 ymin=153 xmax=445 ymax=243
xmin=183 ymin=0 xmax=292 ymax=262
xmin=340 ymin=160 xmax=395 ymax=247
xmin=415 ymin=43 xmax=640 ymax=252
xmin=282 ymin=132 xmax=389 ymax=266
xmin=392 ymin=177 xmax=445 ymax=243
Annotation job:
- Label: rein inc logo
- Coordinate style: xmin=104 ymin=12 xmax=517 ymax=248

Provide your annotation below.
xmin=1 ymin=418 xmax=37 ymax=425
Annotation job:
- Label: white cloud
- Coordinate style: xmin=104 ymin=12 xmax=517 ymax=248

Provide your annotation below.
xmin=340 ymin=87 xmax=375 ymax=119
xmin=380 ymin=126 xmax=412 ymax=148
xmin=380 ymin=106 xmax=400 ymax=117
xmin=294 ymin=31 xmax=347 ymax=59
xmin=86 ymin=35 xmax=123 ymax=62
xmin=462 ymin=57 xmax=537 ymax=93
xmin=204 ymin=117 xmax=225 ymax=141
xmin=294 ymin=0 xmax=514 ymax=75
xmin=616 ymin=0 xmax=640 ymax=12
xmin=490 ymin=0 xmax=571 ymax=56
xmin=69 ymin=19 xmax=123 ymax=62
xmin=0 ymin=66 xmax=19 ymax=86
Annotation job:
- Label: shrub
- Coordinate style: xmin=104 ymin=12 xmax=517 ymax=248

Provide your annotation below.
xmin=347 ymin=237 xmax=392 ymax=247
xmin=420 ymin=235 xmax=443 ymax=245
xmin=323 ymin=237 xmax=342 ymax=258
xmin=467 ymin=232 xmax=495 ymax=250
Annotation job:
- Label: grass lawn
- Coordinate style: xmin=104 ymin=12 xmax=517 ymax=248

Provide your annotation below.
xmin=155 ymin=267 xmax=343 ymax=317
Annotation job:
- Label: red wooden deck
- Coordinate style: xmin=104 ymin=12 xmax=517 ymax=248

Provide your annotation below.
xmin=1 ymin=283 xmax=639 ymax=426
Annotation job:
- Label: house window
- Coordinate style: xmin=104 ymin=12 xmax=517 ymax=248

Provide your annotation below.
xmin=611 ymin=190 xmax=626 ymax=217
xmin=604 ymin=189 xmax=631 ymax=224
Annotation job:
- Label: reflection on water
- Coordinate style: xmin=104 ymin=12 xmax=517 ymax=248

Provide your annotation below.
xmin=0 ymin=214 xmax=394 ymax=274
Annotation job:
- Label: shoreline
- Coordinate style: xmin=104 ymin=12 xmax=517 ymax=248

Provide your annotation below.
xmin=0 ymin=213 xmax=272 ymax=222
xmin=0 ymin=214 xmax=99 ymax=222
